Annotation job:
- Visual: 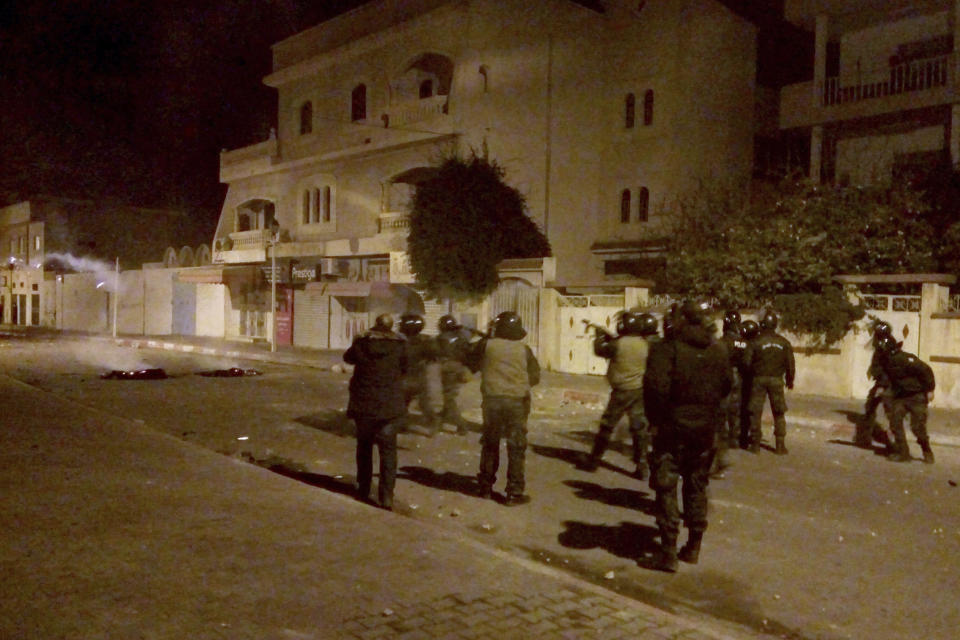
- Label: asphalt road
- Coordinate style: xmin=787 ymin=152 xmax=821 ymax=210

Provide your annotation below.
xmin=4 ymin=336 xmax=959 ymax=640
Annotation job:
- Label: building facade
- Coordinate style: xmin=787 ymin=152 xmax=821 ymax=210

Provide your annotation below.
xmin=779 ymin=0 xmax=960 ymax=185
xmin=0 ymin=196 xmax=204 ymax=328
xmin=213 ymin=0 xmax=757 ymax=348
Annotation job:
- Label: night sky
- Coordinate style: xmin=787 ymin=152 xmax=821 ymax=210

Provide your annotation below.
xmin=0 ymin=0 xmax=804 ymax=239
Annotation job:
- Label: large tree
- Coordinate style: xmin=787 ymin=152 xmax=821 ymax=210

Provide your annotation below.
xmin=657 ymin=177 xmax=940 ymax=344
xmin=407 ymin=152 xmax=550 ymax=301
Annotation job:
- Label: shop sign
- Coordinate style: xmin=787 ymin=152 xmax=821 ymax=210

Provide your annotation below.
xmin=291 ymin=264 xmax=320 ymax=283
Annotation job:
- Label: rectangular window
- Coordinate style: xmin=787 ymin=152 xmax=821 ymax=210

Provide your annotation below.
xmin=312 ymin=188 xmax=320 ymax=223
xmin=18 ymin=236 xmax=24 ymax=253
xmin=302 ymin=191 xmax=310 ymax=225
xmin=322 ymin=186 xmax=331 ymax=222
xmin=34 ymin=236 xmax=41 ymax=251
xmin=31 ymin=293 xmax=40 ymax=325
xmin=620 ymin=190 xmax=631 ymax=223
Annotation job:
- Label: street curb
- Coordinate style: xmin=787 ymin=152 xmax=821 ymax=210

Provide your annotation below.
xmin=103 ymin=336 xmax=960 ymax=449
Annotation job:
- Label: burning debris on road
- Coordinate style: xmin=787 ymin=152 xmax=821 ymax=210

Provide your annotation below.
xmin=196 ymin=367 xmax=262 ymax=377
xmin=101 ymin=368 xmax=168 ymax=380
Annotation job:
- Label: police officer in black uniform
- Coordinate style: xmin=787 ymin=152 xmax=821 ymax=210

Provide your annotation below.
xmin=343 ymin=314 xmax=408 ymax=510
xmin=744 ymin=310 xmax=795 ymax=455
xmin=581 ymin=311 xmax=658 ymax=478
xmin=738 ymin=319 xmax=759 ymax=449
xmin=644 ymin=300 xmax=731 ymax=572
xmin=854 ymin=321 xmax=895 ymax=451
xmin=466 ymin=312 xmax=540 ymax=505
xmin=436 ymin=314 xmax=472 ymax=434
xmin=712 ymin=309 xmax=747 ymax=475
xmin=876 ymin=336 xmax=936 ymax=464
xmin=398 ymin=313 xmax=441 ymax=436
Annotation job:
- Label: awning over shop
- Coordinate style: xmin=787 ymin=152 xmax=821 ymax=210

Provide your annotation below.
xmin=304 ymin=280 xmax=425 ymax=315
xmin=176 ymin=266 xmax=258 ymax=284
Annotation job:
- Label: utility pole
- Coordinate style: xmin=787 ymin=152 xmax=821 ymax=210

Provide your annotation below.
xmin=112 ymin=257 xmax=119 ymax=338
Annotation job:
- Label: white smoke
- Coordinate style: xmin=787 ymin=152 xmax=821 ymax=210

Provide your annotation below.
xmin=45 ymin=252 xmax=117 ymax=274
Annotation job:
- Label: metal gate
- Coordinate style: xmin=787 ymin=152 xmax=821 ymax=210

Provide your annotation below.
xmin=556 ymin=294 xmax=624 ymax=375
xmin=489 ymin=278 xmax=539 ymax=354
xmin=172 ymin=281 xmax=197 ymax=336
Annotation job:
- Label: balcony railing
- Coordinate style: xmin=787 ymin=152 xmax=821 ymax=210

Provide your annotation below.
xmin=377 ymin=212 xmax=410 ymax=234
xmin=823 ymin=54 xmax=950 ymax=106
xmin=382 ymin=95 xmax=447 ymax=128
xmin=227 ymin=229 xmax=273 ymax=251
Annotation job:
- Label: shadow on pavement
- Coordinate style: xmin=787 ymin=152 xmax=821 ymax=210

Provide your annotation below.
xmin=295 ymin=409 xmax=356 ymax=437
xmin=563 ymin=480 xmax=656 ymax=514
xmin=558 ymin=520 xmax=660 ymax=561
xmin=399 ymin=465 xmax=482 ymax=499
xmin=241 ymin=452 xmax=358 ymax=498
xmin=530 ymin=443 xmax=586 ymax=468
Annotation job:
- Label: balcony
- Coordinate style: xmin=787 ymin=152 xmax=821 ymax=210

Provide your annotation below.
xmin=377 ymin=212 xmax=410 ymax=234
xmin=213 ymin=229 xmax=272 ymax=264
xmin=381 ymin=95 xmax=448 ymax=129
xmin=780 ymin=53 xmax=955 ymax=130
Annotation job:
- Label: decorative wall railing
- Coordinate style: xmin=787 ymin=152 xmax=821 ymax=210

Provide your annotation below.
xmin=822 ymin=54 xmax=950 ymax=106
xmin=557 ymin=294 xmax=625 ymax=308
xmin=861 ymin=294 xmax=922 ymax=312
xmin=947 ymin=295 xmax=960 ymax=313
xmin=377 ymin=212 xmax=410 ymax=234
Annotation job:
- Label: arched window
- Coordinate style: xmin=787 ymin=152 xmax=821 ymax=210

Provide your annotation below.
xmin=637 ymin=187 xmax=649 ymax=222
xmin=419 ymin=79 xmax=434 ymax=99
xmin=643 ymin=89 xmax=654 ymax=126
xmin=301 ymin=191 xmax=310 ymax=224
xmin=625 ymin=93 xmax=636 ymax=129
xmin=351 ymin=84 xmax=367 ymax=122
xmin=299 ymin=102 xmax=312 ymax=135
xmin=322 ymin=186 xmax=331 ymax=222
xmin=620 ymin=189 xmax=631 ymax=223
xmin=478 ymin=65 xmax=489 ymax=92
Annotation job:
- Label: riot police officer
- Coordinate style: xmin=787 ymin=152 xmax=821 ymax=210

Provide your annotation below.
xmin=854 ymin=321 xmax=895 ymax=451
xmin=398 ymin=313 xmax=442 ymax=436
xmin=466 ymin=312 xmax=541 ymax=505
xmin=581 ymin=311 xmax=658 ymax=478
xmin=738 ymin=319 xmax=759 ymax=449
xmin=744 ymin=310 xmax=795 ymax=455
xmin=713 ymin=309 xmax=747 ymax=475
xmin=644 ymin=299 xmax=731 ymax=571
xmin=876 ymin=336 xmax=936 ymax=463
xmin=436 ymin=314 xmax=472 ymax=434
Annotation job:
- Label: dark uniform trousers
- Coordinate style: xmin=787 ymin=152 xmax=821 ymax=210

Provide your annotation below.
xmin=478 ymin=395 xmax=530 ymax=496
xmin=888 ymin=392 xmax=930 ymax=452
xmin=595 ymin=387 xmax=649 ymax=465
xmin=748 ymin=375 xmax=787 ymax=443
xmin=722 ymin=369 xmax=742 ymax=446
xmin=355 ymin=416 xmax=403 ymax=504
xmin=650 ymin=415 xmax=717 ymax=538
xmin=440 ymin=359 xmax=469 ymax=428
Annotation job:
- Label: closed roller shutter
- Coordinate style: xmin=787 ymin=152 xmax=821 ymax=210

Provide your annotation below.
xmin=294 ymin=289 xmax=330 ymax=348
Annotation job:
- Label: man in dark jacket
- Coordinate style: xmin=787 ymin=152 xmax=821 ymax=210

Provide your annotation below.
xmin=343 ymin=314 xmax=408 ymax=510
xmin=466 ymin=312 xmax=540 ymax=505
xmin=877 ymin=337 xmax=936 ymax=463
xmin=581 ymin=311 xmax=658 ymax=478
xmin=744 ymin=310 xmax=796 ymax=455
xmin=644 ymin=300 xmax=731 ymax=572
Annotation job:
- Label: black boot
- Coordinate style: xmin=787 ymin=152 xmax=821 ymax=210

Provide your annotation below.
xmin=653 ymin=532 xmax=678 ymax=573
xmin=678 ymin=531 xmax=703 ymax=564
xmin=579 ymin=437 xmax=607 ymax=471
xmin=775 ymin=437 xmax=788 ymax=455
xmin=920 ymin=441 xmax=935 ymax=464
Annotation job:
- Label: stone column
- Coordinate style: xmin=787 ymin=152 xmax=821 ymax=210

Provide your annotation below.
xmin=810 ymin=14 xmax=829 ymax=182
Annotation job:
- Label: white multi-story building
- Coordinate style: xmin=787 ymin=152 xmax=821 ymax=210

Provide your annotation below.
xmin=212 ymin=0 xmax=757 ymax=349
xmin=779 ymin=0 xmax=960 ymax=185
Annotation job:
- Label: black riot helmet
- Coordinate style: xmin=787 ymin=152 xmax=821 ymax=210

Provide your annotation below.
xmin=740 ymin=319 xmax=759 ymax=340
xmin=637 ymin=313 xmax=658 ymax=336
xmin=875 ymin=335 xmax=900 ymax=354
xmin=438 ymin=314 xmax=460 ymax=333
xmin=372 ymin=314 xmax=394 ymax=332
xmin=723 ymin=309 xmax=742 ymax=333
xmin=873 ymin=320 xmax=892 ymax=340
xmin=760 ymin=310 xmax=779 ymax=331
xmin=662 ymin=303 xmax=679 ymax=339
xmin=681 ymin=299 xmax=712 ymax=326
xmin=492 ymin=311 xmax=526 ymax=340
xmin=398 ymin=313 xmax=425 ymax=336
xmin=616 ymin=311 xmax=642 ymax=335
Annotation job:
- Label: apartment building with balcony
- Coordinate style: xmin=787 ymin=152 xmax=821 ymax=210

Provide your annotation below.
xmin=779 ymin=0 xmax=960 ymax=185
xmin=213 ymin=0 xmax=756 ymax=348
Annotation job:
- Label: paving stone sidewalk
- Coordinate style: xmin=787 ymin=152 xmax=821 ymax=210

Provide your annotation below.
xmin=0 ymin=372 xmax=767 ymax=640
